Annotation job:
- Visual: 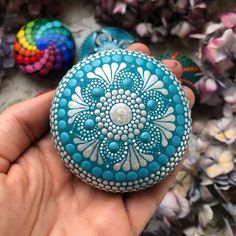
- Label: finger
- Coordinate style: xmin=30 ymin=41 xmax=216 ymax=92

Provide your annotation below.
xmin=125 ymin=156 xmax=186 ymax=235
xmin=127 ymin=43 xmax=151 ymax=55
xmin=183 ymin=86 xmax=195 ymax=108
xmin=161 ymin=59 xmax=183 ymax=81
xmin=0 ymin=91 xmax=54 ymax=174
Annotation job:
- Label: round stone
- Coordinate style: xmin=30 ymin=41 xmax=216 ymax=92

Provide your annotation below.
xmin=110 ymin=103 xmax=132 ymax=125
xmin=50 ymin=49 xmax=191 ymax=193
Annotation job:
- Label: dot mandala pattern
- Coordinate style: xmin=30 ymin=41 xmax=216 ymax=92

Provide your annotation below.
xmin=50 ymin=49 xmax=192 ymax=192
xmin=79 ymin=27 xmax=136 ymax=60
xmin=14 ymin=18 xmax=76 ymax=77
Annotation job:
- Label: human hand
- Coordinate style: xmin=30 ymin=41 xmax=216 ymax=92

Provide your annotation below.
xmin=0 ymin=43 xmax=195 ymax=236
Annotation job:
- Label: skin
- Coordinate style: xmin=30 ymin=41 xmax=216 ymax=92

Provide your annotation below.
xmin=0 ymin=43 xmax=195 ymax=236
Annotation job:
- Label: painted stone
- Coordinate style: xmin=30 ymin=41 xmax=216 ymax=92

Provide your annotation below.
xmin=157 ymin=52 xmax=202 ymax=103
xmin=78 ymin=27 xmax=136 ymax=60
xmin=14 ymin=18 xmax=76 ymax=78
xmin=50 ymin=49 xmax=192 ymax=192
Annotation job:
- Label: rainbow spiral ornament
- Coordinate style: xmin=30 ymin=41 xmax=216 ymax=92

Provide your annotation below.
xmin=14 ymin=19 xmax=76 ymax=78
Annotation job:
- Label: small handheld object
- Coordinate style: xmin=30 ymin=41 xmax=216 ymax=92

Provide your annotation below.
xmin=50 ymin=49 xmax=191 ymax=192
xmin=14 ymin=18 xmax=76 ymax=78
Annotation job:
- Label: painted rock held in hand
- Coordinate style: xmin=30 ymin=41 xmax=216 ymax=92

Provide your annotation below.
xmin=50 ymin=49 xmax=192 ymax=192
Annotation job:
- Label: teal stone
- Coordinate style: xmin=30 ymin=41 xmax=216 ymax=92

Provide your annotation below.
xmin=78 ymin=27 xmax=136 ymax=60
xmin=50 ymin=49 xmax=192 ymax=193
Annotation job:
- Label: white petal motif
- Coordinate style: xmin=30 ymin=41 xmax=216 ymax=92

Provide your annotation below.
xmin=87 ymin=62 xmax=127 ymax=85
xmin=74 ymin=138 xmax=103 ymax=164
xmin=68 ymin=86 xmax=89 ymax=124
xmin=113 ymin=145 xmax=153 ymax=171
xmin=137 ymin=67 xmax=168 ymax=95
xmin=154 ymin=107 xmax=176 ymax=147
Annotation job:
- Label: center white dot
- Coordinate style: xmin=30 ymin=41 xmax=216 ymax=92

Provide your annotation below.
xmin=110 ymin=103 xmax=132 ymax=126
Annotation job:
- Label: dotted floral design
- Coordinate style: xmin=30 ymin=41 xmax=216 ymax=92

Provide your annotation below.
xmin=50 ymin=49 xmax=192 ymax=192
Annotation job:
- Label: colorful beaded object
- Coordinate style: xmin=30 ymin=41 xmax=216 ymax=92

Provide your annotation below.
xmin=14 ymin=19 xmax=76 ymax=77
xmin=78 ymin=27 xmax=136 ymax=60
xmin=157 ymin=52 xmax=201 ymax=103
xmin=50 ymin=49 xmax=192 ymax=192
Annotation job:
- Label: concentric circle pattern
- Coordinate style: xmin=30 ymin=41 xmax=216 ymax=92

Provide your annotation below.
xmin=50 ymin=49 xmax=192 ymax=192
xmin=79 ymin=27 xmax=136 ymax=60
xmin=14 ymin=19 xmax=76 ymax=77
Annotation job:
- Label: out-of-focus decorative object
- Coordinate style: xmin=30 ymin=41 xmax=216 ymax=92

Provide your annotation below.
xmin=94 ymin=0 xmax=219 ymax=43
xmin=78 ymin=26 xmax=136 ymax=60
xmin=157 ymin=51 xmax=202 ymax=104
xmin=198 ymin=9 xmax=236 ymax=106
xmin=14 ymin=19 xmax=76 ymax=78
xmin=0 ymin=27 xmax=15 ymax=87
xmin=50 ymin=49 xmax=192 ymax=192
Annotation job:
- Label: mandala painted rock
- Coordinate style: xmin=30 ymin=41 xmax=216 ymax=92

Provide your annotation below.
xmin=79 ymin=27 xmax=136 ymax=60
xmin=14 ymin=19 xmax=76 ymax=77
xmin=50 ymin=49 xmax=192 ymax=192
xmin=157 ymin=52 xmax=201 ymax=103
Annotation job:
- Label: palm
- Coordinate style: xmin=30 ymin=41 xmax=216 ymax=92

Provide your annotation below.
xmin=0 ymin=45 xmax=194 ymax=236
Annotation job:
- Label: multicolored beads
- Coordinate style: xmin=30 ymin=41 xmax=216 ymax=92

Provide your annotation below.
xmin=78 ymin=27 xmax=136 ymax=60
xmin=157 ymin=52 xmax=202 ymax=103
xmin=50 ymin=49 xmax=192 ymax=192
xmin=14 ymin=19 xmax=76 ymax=77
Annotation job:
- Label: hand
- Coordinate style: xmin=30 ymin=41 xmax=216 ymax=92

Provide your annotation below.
xmin=0 ymin=43 xmax=195 ymax=236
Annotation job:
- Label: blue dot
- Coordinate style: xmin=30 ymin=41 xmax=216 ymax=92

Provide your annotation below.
xmin=169 ymin=85 xmax=177 ymax=94
xmin=102 ymin=56 xmax=111 ymax=63
xmin=158 ymin=154 xmax=168 ymax=165
xmin=115 ymin=172 xmax=126 ymax=182
xmin=172 ymin=136 xmax=181 ymax=146
xmin=60 ymin=132 xmax=69 ymax=144
xmin=63 ymin=88 xmax=71 ymax=96
xmin=147 ymin=99 xmax=157 ymax=110
xmin=66 ymin=144 xmax=76 ymax=154
xmin=176 ymin=104 xmax=184 ymax=114
xmin=84 ymin=119 xmax=95 ymax=130
xmin=148 ymin=162 xmax=160 ymax=173
xmin=81 ymin=161 xmax=92 ymax=170
xmin=112 ymin=55 xmax=122 ymax=62
xmin=84 ymin=64 xmax=92 ymax=72
xmin=127 ymin=171 xmax=137 ymax=181
xmin=103 ymin=171 xmax=113 ymax=181
xmin=176 ymin=126 xmax=184 ymax=135
xmin=123 ymin=78 xmax=133 ymax=89
xmin=59 ymin=99 xmax=67 ymax=107
xmin=140 ymin=131 xmax=151 ymax=143
xmin=124 ymin=55 xmax=133 ymax=63
xmin=92 ymin=60 xmax=101 ymax=67
xmin=166 ymin=145 xmax=176 ymax=156
xmin=69 ymin=79 xmax=77 ymax=87
xmin=58 ymin=109 xmax=66 ymax=118
xmin=92 ymin=167 xmax=102 ymax=177
xmin=163 ymin=76 xmax=171 ymax=85
xmin=173 ymin=95 xmax=181 ymax=103
xmin=155 ymin=68 xmax=165 ymax=77
xmin=91 ymin=87 xmax=104 ymax=98
xmin=76 ymin=70 xmax=84 ymax=78
xmin=73 ymin=153 xmax=82 ymax=163
xmin=108 ymin=142 xmax=119 ymax=153
xmin=58 ymin=120 xmax=66 ymax=130
xmin=136 ymin=58 xmax=144 ymax=65
xmin=146 ymin=62 xmax=155 ymax=70
xmin=138 ymin=168 xmax=148 ymax=178
xmin=177 ymin=115 xmax=185 ymax=125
